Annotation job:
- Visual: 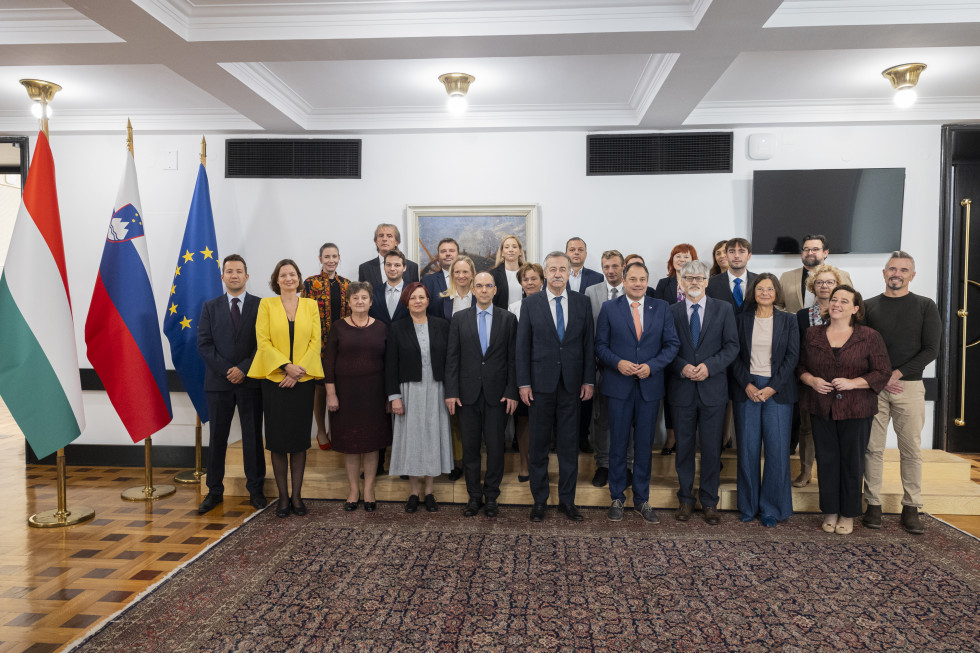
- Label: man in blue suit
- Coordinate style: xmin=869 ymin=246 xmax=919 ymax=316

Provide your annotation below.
xmin=196 ymin=254 xmax=265 ymax=513
xmin=595 ymin=260 xmax=679 ymax=523
xmin=667 ymin=260 xmax=739 ymax=525
xmin=421 ymin=237 xmax=458 ymax=299
xmin=368 ymin=249 xmax=410 ymax=325
xmin=517 ymin=251 xmax=595 ymax=522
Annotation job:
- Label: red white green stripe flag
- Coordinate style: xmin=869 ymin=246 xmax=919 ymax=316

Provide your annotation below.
xmin=0 ymin=131 xmax=85 ymax=459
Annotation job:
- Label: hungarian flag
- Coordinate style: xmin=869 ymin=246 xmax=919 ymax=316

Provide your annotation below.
xmin=85 ymin=149 xmax=172 ymax=442
xmin=0 ymin=131 xmax=86 ymax=459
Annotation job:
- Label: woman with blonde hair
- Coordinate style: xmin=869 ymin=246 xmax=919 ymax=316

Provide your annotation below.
xmin=489 ymin=234 xmax=527 ymax=309
xmin=432 ymin=255 xmax=477 ymax=321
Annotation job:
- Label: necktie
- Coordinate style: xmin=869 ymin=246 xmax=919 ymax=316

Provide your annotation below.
xmin=231 ymin=297 xmax=241 ymax=330
xmin=479 ymin=310 xmax=489 ymax=355
xmin=555 ymin=296 xmax=565 ymax=341
xmin=801 ymin=269 xmax=809 ymax=304
xmin=733 ymin=277 xmax=743 ymax=307
xmin=631 ymin=301 xmax=643 ymax=339
xmin=610 ymin=287 xmax=619 ymax=301
xmin=690 ymin=303 xmax=701 ymax=347
xmin=387 ymin=287 xmax=398 ymax=318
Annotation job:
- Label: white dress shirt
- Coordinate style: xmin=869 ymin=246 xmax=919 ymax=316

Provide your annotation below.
xmin=546 ymin=288 xmax=570 ymax=329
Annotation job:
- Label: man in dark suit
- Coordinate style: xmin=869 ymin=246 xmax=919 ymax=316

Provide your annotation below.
xmin=368 ymin=249 xmax=410 ymax=325
xmin=667 ymin=260 xmax=739 ymax=525
xmin=517 ymin=251 xmax=595 ymax=522
xmin=445 ymin=272 xmax=518 ymax=518
xmin=196 ymin=254 xmax=265 ymax=513
xmin=421 ymin=237 xmax=458 ymax=299
xmin=595 ymin=260 xmax=679 ymax=523
xmin=357 ymin=223 xmax=419 ymax=288
xmin=706 ymin=237 xmax=756 ymax=315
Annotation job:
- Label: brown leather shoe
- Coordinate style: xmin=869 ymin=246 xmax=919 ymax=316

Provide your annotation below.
xmin=675 ymin=502 xmax=694 ymax=521
xmin=702 ymin=506 xmax=721 ymax=525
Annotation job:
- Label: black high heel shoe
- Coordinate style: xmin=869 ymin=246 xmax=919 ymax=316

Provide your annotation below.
xmin=291 ymin=497 xmax=307 ymax=516
xmin=363 ymin=501 xmax=377 ymax=512
xmin=343 ymin=495 xmax=360 ymax=512
xmin=275 ymin=501 xmax=292 ymax=518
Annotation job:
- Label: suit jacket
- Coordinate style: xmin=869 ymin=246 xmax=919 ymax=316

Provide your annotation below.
xmin=197 ymin=292 xmax=261 ymax=391
xmin=594 ymin=295 xmax=679 ymax=402
xmin=584 ymin=282 xmax=622 ymax=331
xmin=779 ymin=267 xmax=853 ymax=313
xmin=571 ymin=266 xmax=603 ymax=294
xmin=516 ymin=290 xmax=595 ymax=393
xmin=730 ymin=308 xmax=799 ymax=403
xmin=369 ymin=283 xmax=411 ymax=324
xmin=706 ymin=271 xmax=758 ymax=315
xmin=489 ymin=264 xmax=520 ymax=310
xmin=247 ymin=296 xmax=324 ymax=383
xmin=444 ymin=305 xmax=518 ymax=404
xmin=421 ymin=269 xmax=449 ymax=301
xmin=654 ymin=276 xmax=682 ymax=305
xmin=666 ymin=298 xmax=739 ymax=407
xmin=384 ymin=316 xmax=449 ymax=396
xmin=357 ymin=256 xmax=420 ymax=290
xmin=430 ymin=293 xmax=476 ymax=321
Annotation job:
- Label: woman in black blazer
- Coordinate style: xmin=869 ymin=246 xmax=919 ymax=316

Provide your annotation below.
xmin=385 ymin=282 xmax=452 ymax=512
xmin=489 ymin=234 xmax=527 ymax=310
xmin=432 ymin=256 xmax=477 ymax=321
xmin=653 ymin=243 xmax=697 ymax=305
xmin=731 ymin=273 xmax=799 ymax=527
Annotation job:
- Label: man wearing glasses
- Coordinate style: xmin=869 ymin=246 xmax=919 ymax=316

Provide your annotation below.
xmin=666 ymin=261 xmax=739 ymax=524
xmin=778 ymin=235 xmax=852 ymax=313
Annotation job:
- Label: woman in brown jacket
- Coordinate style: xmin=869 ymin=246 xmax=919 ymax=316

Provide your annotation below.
xmin=798 ymin=285 xmax=891 ymax=535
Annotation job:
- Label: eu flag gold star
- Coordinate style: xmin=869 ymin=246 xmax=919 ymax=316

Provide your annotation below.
xmin=200 ymin=246 xmax=215 ymax=260
xmin=175 ymin=265 xmax=181 ymax=277
xmin=180 ymin=316 xmax=192 ymax=330
xmin=182 ymin=250 xmax=194 ymax=263
xmin=171 ymin=284 xmax=177 ymax=295
xmin=169 ymin=303 xmax=178 ymax=315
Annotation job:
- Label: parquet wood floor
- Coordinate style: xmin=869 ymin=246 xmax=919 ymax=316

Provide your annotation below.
xmin=0 ymin=394 xmax=978 ymax=652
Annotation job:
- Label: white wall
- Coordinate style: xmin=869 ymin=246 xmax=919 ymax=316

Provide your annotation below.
xmin=12 ymin=124 xmax=941 ymax=446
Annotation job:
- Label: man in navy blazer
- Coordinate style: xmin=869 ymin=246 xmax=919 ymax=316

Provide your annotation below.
xmin=357 ymin=223 xmax=419 ymax=289
xmin=706 ymin=237 xmax=757 ymax=315
xmin=517 ymin=251 xmax=595 ymax=522
xmin=368 ymin=249 xmax=410 ymax=325
xmin=565 ymin=237 xmax=604 ymax=293
xmin=445 ymin=272 xmax=518 ymax=518
xmin=421 ymin=237 xmax=458 ymax=299
xmin=196 ymin=254 xmax=265 ymax=513
xmin=667 ymin=260 xmax=739 ymax=525
xmin=595 ymin=260 xmax=679 ymax=523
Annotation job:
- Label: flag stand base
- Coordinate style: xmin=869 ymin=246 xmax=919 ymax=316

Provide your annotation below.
xmin=122 ymin=437 xmax=176 ymax=501
xmin=174 ymin=415 xmax=204 ymax=485
xmin=27 ymin=448 xmax=96 ymax=528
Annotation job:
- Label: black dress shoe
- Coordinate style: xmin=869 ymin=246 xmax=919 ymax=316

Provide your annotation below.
xmin=463 ymin=499 xmax=482 ymax=517
xmin=405 ymin=494 xmax=419 ymax=513
xmin=530 ymin=503 xmax=547 ymax=522
xmin=343 ymin=500 xmax=359 ymax=512
xmin=364 ymin=501 xmax=377 ymax=512
xmin=249 ymin=493 xmax=267 ymax=510
xmin=558 ymin=503 xmax=584 ymax=522
xmin=591 ymin=467 xmax=609 ymax=487
xmin=660 ymin=446 xmax=675 ymax=456
xmin=198 ymin=493 xmax=223 ymax=514
xmin=485 ymin=501 xmax=499 ymax=518
xmin=275 ymin=502 xmax=291 ymax=518
xmin=291 ymin=498 xmax=307 ymax=516
xmin=675 ymin=502 xmax=694 ymax=522
xmin=518 ymin=475 xmax=529 ymax=483
xmin=447 ymin=467 xmax=464 ymax=481
xmin=423 ymin=493 xmax=438 ymax=512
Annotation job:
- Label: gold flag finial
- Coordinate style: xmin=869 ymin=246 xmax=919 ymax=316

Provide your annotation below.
xmin=200 ymin=136 xmax=207 ymax=167
xmin=126 ymin=119 xmax=134 ymax=155
xmin=20 ymin=79 xmax=61 ymax=139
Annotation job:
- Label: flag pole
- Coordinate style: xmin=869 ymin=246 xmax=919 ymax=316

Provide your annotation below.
xmin=120 ymin=119 xmax=176 ymax=502
xmin=20 ymin=78 xmax=95 ymax=528
xmin=174 ymin=136 xmax=208 ymax=486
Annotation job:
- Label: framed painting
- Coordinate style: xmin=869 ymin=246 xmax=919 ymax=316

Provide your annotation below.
xmin=405 ymin=204 xmax=539 ymax=275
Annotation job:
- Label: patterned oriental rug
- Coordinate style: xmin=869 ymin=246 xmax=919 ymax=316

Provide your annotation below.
xmin=70 ymin=503 xmax=980 ymax=652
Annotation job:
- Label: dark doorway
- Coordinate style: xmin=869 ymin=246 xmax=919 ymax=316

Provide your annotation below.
xmin=937 ymin=126 xmax=980 ymax=453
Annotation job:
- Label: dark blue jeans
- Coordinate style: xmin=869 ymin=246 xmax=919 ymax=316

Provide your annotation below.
xmin=734 ymin=375 xmax=793 ymax=522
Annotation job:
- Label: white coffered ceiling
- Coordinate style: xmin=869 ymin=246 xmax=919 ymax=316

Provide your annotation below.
xmin=1 ymin=0 xmax=980 ymax=134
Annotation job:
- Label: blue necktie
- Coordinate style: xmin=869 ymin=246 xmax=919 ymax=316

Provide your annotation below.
xmin=733 ymin=277 xmax=743 ymax=307
xmin=479 ymin=310 xmax=489 ymax=355
xmin=690 ymin=303 xmax=701 ymax=347
xmin=555 ymin=296 xmax=565 ymax=341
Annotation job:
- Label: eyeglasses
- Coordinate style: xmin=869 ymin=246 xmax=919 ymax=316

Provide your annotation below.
xmin=756 ymin=288 xmax=776 ymax=295
xmin=813 ymin=280 xmax=837 ymax=287
xmin=802 ymin=247 xmax=825 ymax=254
xmin=682 ymin=276 xmax=706 ymax=283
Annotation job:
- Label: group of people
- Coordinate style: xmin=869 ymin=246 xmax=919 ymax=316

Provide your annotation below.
xmin=195 ymin=224 xmax=940 ymax=535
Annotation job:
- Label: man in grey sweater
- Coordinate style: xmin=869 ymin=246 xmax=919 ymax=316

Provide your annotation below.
xmin=862 ymin=251 xmax=941 ymax=534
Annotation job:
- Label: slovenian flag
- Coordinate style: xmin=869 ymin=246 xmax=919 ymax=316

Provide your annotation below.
xmin=0 ymin=131 xmax=85 ymax=459
xmin=85 ymin=149 xmax=172 ymax=442
xmin=163 ymin=162 xmax=222 ymax=422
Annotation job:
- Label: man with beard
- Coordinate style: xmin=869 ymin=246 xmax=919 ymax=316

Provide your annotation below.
xmin=862 ymin=251 xmax=940 ymax=534
xmin=706 ymin=237 xmax=757 ymax=315
xmin=779 ymin=235 xmax=853 ymax=313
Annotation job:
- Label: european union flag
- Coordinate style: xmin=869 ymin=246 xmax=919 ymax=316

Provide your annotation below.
xmin=163 ymin=163 xmax=222 ymax=422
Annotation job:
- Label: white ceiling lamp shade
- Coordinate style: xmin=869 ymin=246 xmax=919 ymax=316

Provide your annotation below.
xmin=439 ymin=73 xmax=475 ymax=114
xmin=881 ymin=63 xmax=926 ymax=108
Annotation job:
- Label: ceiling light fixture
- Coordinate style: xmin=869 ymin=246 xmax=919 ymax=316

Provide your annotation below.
xmin=881 ymin=63 xmax=926 ymax=108
xmin=20 ymin=79 xmax=61 ymax=130
xmin=438 ymin=72 xmax=474 ymax=114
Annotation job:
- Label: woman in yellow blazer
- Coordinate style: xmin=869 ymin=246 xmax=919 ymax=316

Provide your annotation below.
xmin=248 ymin=259 xmax=323 ymax=518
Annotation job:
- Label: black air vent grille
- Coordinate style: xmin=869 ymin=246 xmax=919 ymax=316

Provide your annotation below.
xmin=226 ymin=139 xmax=361 ymax=179
xmin=587 ymin=133 xmax=733 ymax=176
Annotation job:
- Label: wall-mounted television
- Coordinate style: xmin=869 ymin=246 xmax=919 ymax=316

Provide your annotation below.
xmin=751 ymin=168 xmax=906 ymax=254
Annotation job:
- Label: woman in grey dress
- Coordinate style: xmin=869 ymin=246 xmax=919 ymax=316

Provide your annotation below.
xmin=385 ymin=282 xmax=452 ymax=513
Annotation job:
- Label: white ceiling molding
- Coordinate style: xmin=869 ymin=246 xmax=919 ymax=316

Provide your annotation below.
xmin=629 ymin=53 xmax=680 ymax=120
xmin=219 ymin=63 xmax=311 ymax=130
xmin=0 ymin=7 xmax=123 ymax=44
xmin=766 ymin=0 xmax=980 ymax=28
xmin=0 ymin=108 xmax=260 ymax=133
xmin=132 ymin=0 xmax=710 ymax=41
xmin=685 ymin=97 xmax=980 ymax=126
